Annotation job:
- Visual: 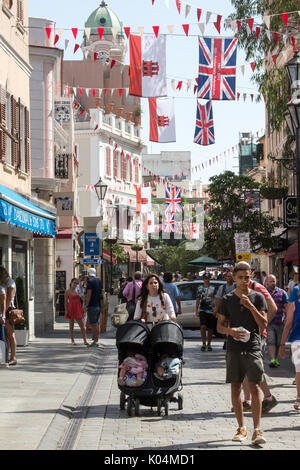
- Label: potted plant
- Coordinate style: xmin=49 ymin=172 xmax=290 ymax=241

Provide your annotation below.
xmin=14 ymin=276 xmax=29 ymax=347
xmin=131 ymin=243 xmax=144 ymax=251
xmin=133 ymin=105 xmax=142 ymax=126
xmin=260 ymin=174 xmax=288 ymax=200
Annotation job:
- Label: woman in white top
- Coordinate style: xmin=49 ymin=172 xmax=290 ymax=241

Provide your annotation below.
xmin=0 ymin=266 xmax=17 ymax=366
xmin=134 ymin=274 xmax=176 ymax=325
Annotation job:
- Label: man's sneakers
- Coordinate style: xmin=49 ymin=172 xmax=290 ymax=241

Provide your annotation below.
xmin=251 ymin=429 xmax=266 ymax=446
xmin=262 ymin=395 xmax=278 ymax=413
xmin=232 ymin=427 xmax=247 ymax=442
xmin=201 ymin=343 xmax=212 ymax=351
xmin=269 ymin=358 xmax=280 ymax=368
xmin=232 ymin=427 xmax=267 ymax=446
xmin=87 ymin=341 xmax=100 ymax=348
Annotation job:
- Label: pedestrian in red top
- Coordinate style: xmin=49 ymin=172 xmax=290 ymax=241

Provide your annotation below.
xmin=64 ymin=278 xmax=89 ymax=346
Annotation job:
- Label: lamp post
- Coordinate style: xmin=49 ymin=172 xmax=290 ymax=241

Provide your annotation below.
xmin=106 ymin=204 xmax=117 ymax=294
xmin=285 ymin=51 xmax=300 ymax=268
xmin=94 ymin=177 xmax=108 ymax=283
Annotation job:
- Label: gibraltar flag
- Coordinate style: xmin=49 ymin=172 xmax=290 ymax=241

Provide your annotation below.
xmin=149 ymin=97 xmax=176 ymax=143
xmin=144 ymin=212 xmax=155 ymax=233
xmin=129 ymin=34 xmax=167 ymax=97
xmin=136 ymin=186 xmax=152 ymax=214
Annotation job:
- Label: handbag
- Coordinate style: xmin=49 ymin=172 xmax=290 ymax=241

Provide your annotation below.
xmin=8 ymin=291 xmax=25 ymax=326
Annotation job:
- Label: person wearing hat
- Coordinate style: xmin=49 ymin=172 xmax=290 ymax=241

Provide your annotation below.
xmin=86 ymin=268 xmax=103 ymax=347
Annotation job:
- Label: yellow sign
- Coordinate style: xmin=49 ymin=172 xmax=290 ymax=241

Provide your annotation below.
xmin=84 ymin=265 xmax=92 ymax=268
xmin=236 ymin=253 xmax=251 ymax=262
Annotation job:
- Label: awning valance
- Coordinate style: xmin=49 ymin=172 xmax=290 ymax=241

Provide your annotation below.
xmin=284 ymin=242 xmax=298 ymax=266
xmin=121 ymin=245 xmax=155 ymax=266
xmin=0 ymin=184 xmax=56 ymax=238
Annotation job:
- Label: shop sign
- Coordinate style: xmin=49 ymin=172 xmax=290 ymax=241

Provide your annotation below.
xmin=284 ymin=196 xmax=297 ymax=228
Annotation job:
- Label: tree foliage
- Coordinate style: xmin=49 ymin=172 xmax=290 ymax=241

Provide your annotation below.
xmin=204 ymin=172 xmax=281 ymax=260
xmin=228 ymin=0 xmax=299 ymax=131
xmin=149 ymin=241 xmax=200 ymax=274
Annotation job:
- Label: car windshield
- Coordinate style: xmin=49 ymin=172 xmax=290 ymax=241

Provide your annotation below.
xmin=177 ymin=281 xmax=226 ymax=301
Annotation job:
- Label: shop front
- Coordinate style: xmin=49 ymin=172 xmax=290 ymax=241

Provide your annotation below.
xmin=0 ymin=184 xmax=56 ymax=340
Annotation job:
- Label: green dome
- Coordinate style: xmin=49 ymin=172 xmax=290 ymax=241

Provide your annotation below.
xmin=85 ymin=1 xmax=123 ymax=37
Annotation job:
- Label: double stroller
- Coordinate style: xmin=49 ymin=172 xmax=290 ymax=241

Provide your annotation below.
xmin=116 ymin=320 xmax=184 ymax=417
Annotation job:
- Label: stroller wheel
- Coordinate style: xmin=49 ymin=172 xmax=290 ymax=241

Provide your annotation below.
xmin=135 ymin=398 xmax=140 ymax=416
xmin=127 ymin=396 xmax=133 ymax=417
xmin=120 ymin=392 xmax=126 ymax=410
xmin=178 ymin=393 xmax=183 ymax=411
xmin=157 ymin=398 xmax=162 ymax=416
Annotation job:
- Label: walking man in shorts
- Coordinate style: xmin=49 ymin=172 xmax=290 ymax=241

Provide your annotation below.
xmin=86 ymin=268 xmax=103 ymax=348
xmin=196 ymin=275 xmax=216 ymax=351
xmin=218 ymin=262 xmax=268 ymax=445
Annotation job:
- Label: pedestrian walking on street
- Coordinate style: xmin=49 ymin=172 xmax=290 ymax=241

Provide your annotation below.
xmin=218 ymin=262 xmax=268 ymax=445
xmin=64 ymin=278 xmax=89 ymax=346
xmin=0 ymin=285 xmax=8 ymax=367
xmin=214 ymin=271 xmax=235 ymax=350
xmin=266 ymin=275 xmax=289 ymax=368
xmin=195 ymin=275 xmax=217 ymax=351
xmin=85 ymin=268 xmax=103 ymax=348
xmin=279 ymin=297 xmax=300 ymax=411
xmin=122 ymin=272 xmax=142 ymax=320
xmin=134 ymin=274 xmax=176 ymax=325
xmin=163 ymin=272 xmax=182 ymax=317
xmin=0 ymin=266 xmax=17 ymax=366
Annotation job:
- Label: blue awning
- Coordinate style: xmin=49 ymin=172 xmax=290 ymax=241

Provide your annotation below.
xmin=0 ymin=184 xmax=56 ymax=238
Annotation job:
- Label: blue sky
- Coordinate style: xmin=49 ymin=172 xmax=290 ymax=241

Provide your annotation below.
xmin=28 ymin=0 xmax=265 ymax=184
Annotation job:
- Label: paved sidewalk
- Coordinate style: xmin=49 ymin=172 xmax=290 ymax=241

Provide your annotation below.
xmin=0 ymin=320 xmax=299 ymax=451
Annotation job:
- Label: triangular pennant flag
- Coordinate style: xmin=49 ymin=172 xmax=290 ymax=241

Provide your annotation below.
xmin=272 ymin=54 xmax=277 ymax=65
xmin=110 ymin=59 xmax=116 ymax=69
xmin=231 ymin=20 xmax=237 ymax=32
xmin=54 ymin=34 xmax=59 ymax=46
xmin=266 ymin=30 xmax=271 ymax=41
xmin=85 ymin=27 xmax=91 ymax=40
xmin=176 ymin=0 xmax=181 ymax=15
xmin=138 ymin=26 xmax=144 ymax=35
xmin=86 ymin=88 xmax=90 ymax=97
xmin=124 ymin=27 xmax=131 ymax=38
xmin=94 ymin=124 xmax=99 ymax=131
xmin=243 ymin=93 xmax=247 ymax=102
xmin=176 ymin=81 xmax=183 ymax=90
xmin=111 ymin=27 xmax=118 ymax=39
xmin=198 ymin=23 xmax=205 ymax=35
xmin=237 ymin=20 xmax=241 ymax=33
xmin=187 ymin=79 xmax=191 ymax=91
xmin=45 ymin=27 xmax=52 ymax=39
xmin=250 ymin=62 xmax=255 ymax=72
xmin=79 ymin=87 xmax=83 ymax=96
xmin=171 ymin=79 xmax=176 ymax=90
xmin=94 ymin=52 xmax=98 ymax=62
xmin=197 ymin=8 xmax=202 ymax=22
xmin=255 ymin=27 xmax=260 ymax=40
xmin=213 ymin=15 xmax=222 ymax=34
xmin=274 ymin=32 xmax=279 ymax=45
xmin=168 ymin=25 xmax=174 ymax=35
xmin=65 ymin=39 xmax=69 ymax=50
xmin=185 ymin=4 xmax=191 ymax=18
xmin=264 ymin=15 xmax=270 ymax=29
xmin=206 ymin=12 xmax=212 ymax=24
xmin=240 ymin=64 xmax=245 ymax=75
xmin=280 ymin=13 xmax=288 ymax=27
xmin=72 ymin=28 xmax=78 ymax=40
xmin=118 ymin=88 xmax=123 ymax=97
xmin=92 ymin=88 xmax=96 ymax=97
xmin=57 ymin=28 xmax=64 ymax=37
xmin=246 ymin=18 xmax=254 ymax=32
xmin=74 ymin=44 xmax=80 ymax=54
xmin=98 ymin=27 xmax=104 ymax=40
xmin=152 ymin=0 xmax=155 ymax=4
xmin=153 ymin=25 xmax=159 ymax=37
xmin=182 ymin=24 xmax=189 ymax=36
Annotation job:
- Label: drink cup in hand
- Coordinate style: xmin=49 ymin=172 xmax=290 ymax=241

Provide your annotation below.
xmin=233 ymin=326 xmax=250 ymax=342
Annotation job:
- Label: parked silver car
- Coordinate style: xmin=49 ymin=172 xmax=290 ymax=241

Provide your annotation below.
xmin=175 ymin=280 xmax=226 ymax=329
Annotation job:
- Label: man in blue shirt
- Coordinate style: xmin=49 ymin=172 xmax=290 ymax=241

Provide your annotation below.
xmin=163 ymin=272 xmax=181 ymax=317
xmin=266 ymin=275 xmax=289 ymax=368
xmin=86 ymin=268 xmax=102 ymax=348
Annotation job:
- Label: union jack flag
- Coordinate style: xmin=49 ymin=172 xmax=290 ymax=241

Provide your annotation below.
xmin=197 ymin=36 xmax=238 ymax=100
xmin=194 ymin=100 xmax=215 ymax=146
xmin=164 ymin=213 xmax=175 ymax=233
xmin=165 ymin=186 xmax=182 ymax=214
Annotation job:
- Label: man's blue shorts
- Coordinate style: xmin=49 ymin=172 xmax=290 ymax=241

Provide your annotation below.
xmin=87 ymin=306 xmax=101 ymax=326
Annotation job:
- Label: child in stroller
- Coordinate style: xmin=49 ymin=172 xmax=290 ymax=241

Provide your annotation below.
xmin=154 ymin=354 xmax=181 ymax=380
xmin=118 ymin=352 xmax=148 ymax=387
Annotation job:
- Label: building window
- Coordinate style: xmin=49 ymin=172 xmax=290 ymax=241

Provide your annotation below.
xmin=55 ymin=154 xmax=69 ymax=178
xmin=135 ymin=158 xmax=139 ymax=184
xmin=106 ymin=147 xmax=111 ymax=176
xmin=17 ymin=0 xmax=24 ymax=24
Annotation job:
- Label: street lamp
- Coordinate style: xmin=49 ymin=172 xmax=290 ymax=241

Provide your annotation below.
xmin=285 ymin=52 xmax=300 ymax=268
xmin=106 ymin=204 xmax=117 ymax=294
xmin=94 ymin=177 xmax=108 ymax=283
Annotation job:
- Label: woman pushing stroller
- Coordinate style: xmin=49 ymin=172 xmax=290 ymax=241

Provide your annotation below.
xmin=133 ymin=274 xmax=176 ymax=325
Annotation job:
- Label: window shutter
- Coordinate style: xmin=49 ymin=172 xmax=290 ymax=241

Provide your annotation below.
xmin=135 ymin=159 xmax=139 ymax=184
xmin=17 ymin=0 xmax=24 ymax=23
xmin=0 ymin=85 xmax=7 ymax=161
xmin=129 ymin=157 xmax=132 ymax=182
xmin=106 ymin=147 xmax=111 ymax=176
xmin=113 ymin=150 xmax=117 ymax=178
xmin=121 ymin=153 xmax=126 ymax=180
xmin=25 ymin=107 xmax=30 ymax=173
xmin=11 ymin=96 xmax=18 ymax=166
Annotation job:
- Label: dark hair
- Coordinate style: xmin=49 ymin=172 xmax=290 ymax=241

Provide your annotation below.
xmin=134 ymin=271 xmax=142 ymax=280
xmin=233 ymin=262 xmax=251 ymax=275
xmin=70 ymin=278 xmax=79 ymax=288
xmin=138 ymin=274 xmax=166 ymax=313
xmin=163 ymin=272 xmax=173 ymax=283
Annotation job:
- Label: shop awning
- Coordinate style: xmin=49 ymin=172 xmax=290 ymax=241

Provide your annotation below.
xmin=284 ymin=242 xmax=298 ymax=266
xmin=56 ymin=229 xmax=72 ymax=239
xmin=121 ymin=245 xmax=155 ymax=266
xmin=0 ymin=184 xmax=56 ymax=238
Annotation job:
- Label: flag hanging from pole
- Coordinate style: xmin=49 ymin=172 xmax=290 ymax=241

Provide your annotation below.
xmin=163 ymin=213 xmax=175 ymax=233
xmin=165 ymin=186 xmax=182 ymax=214
xmin=149 ymin=97 xmax=176 ymax=143
xmin=197 ymin=36 xmax=238 ymax=100
xmin=129 ymin=34 xmax=167 ymax=97
xmin=194 ymin=100 xmax=215 ymax=146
